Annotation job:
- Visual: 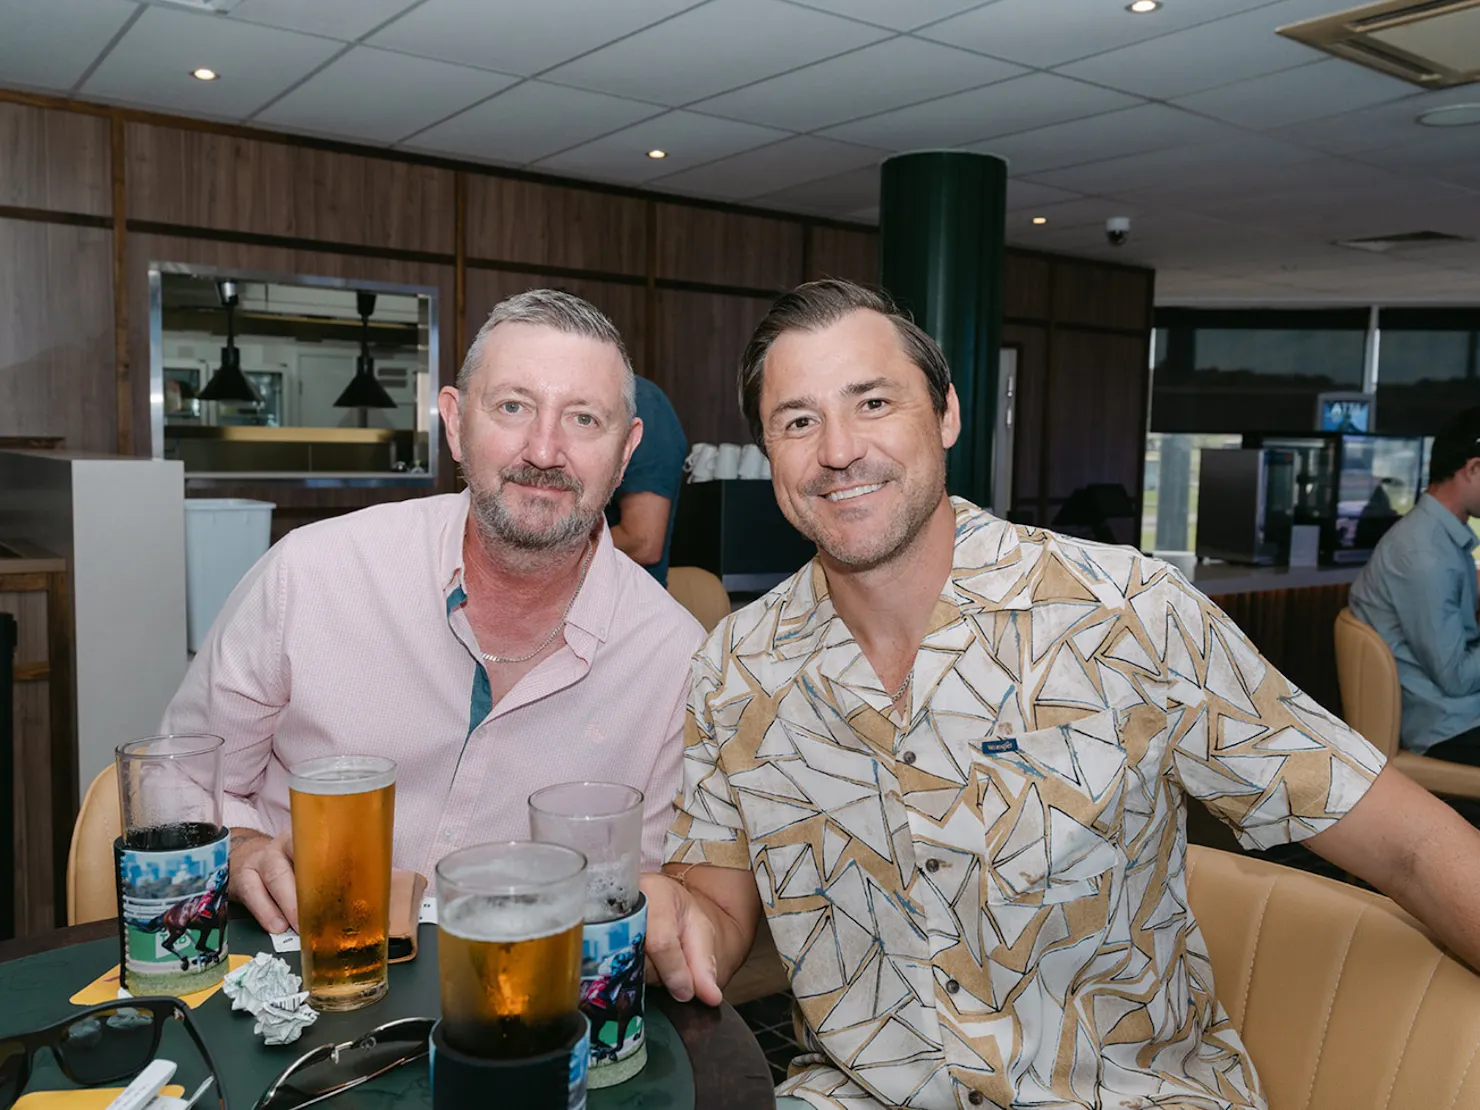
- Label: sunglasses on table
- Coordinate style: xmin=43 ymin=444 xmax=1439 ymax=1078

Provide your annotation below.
xmin=253 ymin=1018 xmax=434 ymax=1110
xmin=0 ymin=997 xmax=226 ymax=1110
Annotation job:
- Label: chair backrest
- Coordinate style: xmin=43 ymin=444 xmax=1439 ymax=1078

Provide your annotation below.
xmin=666 ymin=566 xmax=731 ymax=633
xmin=1333 ymin=607 xmax=1401 ymax=757
xmin=1187 ymin=845 xmax=1480 ymax=1110
xmin=67 ymin=763 xmax=122 ymax=925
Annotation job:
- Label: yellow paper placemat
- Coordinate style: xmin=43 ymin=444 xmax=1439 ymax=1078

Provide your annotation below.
xmin=14 ymin=1086 xmax=185 ymax=1109
xmin=69 ymin=955 xmax=250 ymax=1009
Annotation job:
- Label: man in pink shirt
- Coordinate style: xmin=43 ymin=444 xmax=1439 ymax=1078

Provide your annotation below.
xmin=161 ymin=289 xmax=705 ymax=934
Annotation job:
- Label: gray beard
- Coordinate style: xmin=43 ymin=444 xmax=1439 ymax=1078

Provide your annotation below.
xmin=469 ymin=485 xmax=599 ymax=551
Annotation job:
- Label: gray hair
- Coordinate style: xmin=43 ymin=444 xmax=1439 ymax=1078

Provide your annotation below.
xmin=458 ymin=288 xmax=636 ymax=420
xmin=737 ymin=279 xmax=951 ymax=447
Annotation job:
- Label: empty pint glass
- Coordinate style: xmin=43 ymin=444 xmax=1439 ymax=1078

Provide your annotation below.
xmin=114 ymin=734 xmax=230 ymax=997
xmin=289 ymin=755 xmax=396 ymax=1011
xmin=436 ymin=841 xmax=588 ymax=1060
xmin=528 ymin=782 xmax=648 ymax=1087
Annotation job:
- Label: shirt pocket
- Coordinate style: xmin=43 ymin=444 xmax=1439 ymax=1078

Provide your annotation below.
xmin=973 ymin=707 xmax=1129 ymax=906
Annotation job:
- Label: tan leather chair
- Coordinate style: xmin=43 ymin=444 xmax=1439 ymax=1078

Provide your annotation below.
xmin=1188 ymin=844 xmax=1480 ymax=1109
xmin=1334 ymin=607 xmax=1480 ymax=797
xmin=66 ymin=763 xmax=122 ymax=925
xmin=666 ymin=566 xmax=732 ymax=633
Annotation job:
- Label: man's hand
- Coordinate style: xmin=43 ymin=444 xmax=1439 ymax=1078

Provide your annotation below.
xmin=641 ymin=862 xmax=762 ymax=1006
xmin=229 ymin=827 xmax=298 ymax=933
xmin=643 ymin=872 xmax=725 ymax=1005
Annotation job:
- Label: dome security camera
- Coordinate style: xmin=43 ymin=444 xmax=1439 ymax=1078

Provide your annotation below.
xmin=1105 ymin=216 xmax=1131 ymax=247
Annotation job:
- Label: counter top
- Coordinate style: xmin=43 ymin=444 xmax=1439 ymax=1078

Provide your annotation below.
xmin=1190 ymin=562 xmax=1362 ymax=597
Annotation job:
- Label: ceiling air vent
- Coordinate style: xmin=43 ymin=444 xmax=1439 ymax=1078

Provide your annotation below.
xmin=1280 ymin=0 xmax=1480 ymax=87
xmin=1335 ymin=229 xmax=1473 ymax=251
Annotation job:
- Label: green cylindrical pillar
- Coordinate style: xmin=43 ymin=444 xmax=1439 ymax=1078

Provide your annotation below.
xmin=879 ymin=151 xmax=1007 ymax=509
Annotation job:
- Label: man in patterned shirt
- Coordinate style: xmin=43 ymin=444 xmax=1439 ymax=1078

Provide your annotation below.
xmin=642 ymin=279 xmax=1480 ymax=1110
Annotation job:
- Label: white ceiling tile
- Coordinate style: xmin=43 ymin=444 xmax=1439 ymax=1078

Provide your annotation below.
xmin=541 ymin=0 xmax=889 ymax=105
xmin=1055 ymin=8 xmax=1329 ymax=101
xmin=971 ymin=104 xmax=1232 ymax=176
xmin=368 ymin=0 xmax=698 ymax=76
xmin=691 ymin=37 xmax=1021 ymax=133
xmin=254 ymin=47 xmax=515 ymax=143
xmin=403 ymin=80 xmax=663 ymax=164
xmin=785 ymin=0 xmax=988 ymax=32
xmin=1003 ymin=178 xmax=1086 ymax=211
xmin=822 ymin=72 xmax=1142 ymax=149
xmin=1345 ymin=131 xmax=1480 ymax=192
xmin=534 ymin=110 xmax=788 ymax=184
xmin=653 ymin=134 xmax=885 ymax=200
xmin=755 ymin=164 xmax=881 ymax=216
xmin=1006 ymin=195 xmax=1148 ymax=231
xmin=229 ymin=0 xmax=416 ymax=41
xmin=1269 ymin=85 xmax=1472 ymax=155
xmin=847 ymin=205 xmax=879 ymax=223
xmin=0 ymin=0 xmax=138 ymax=92
xmin=80 ymin=5 xmax=342 ymax=119
xmin=1023 ymin=133 xmax=1321 ymax=197
xmin=1172 ymin=58 xmax=1414 ymax=130
xmin=918 ymin=0 xmax=1277 ymax=69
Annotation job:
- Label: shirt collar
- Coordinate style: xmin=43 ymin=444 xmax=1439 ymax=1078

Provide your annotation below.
xmin=1418 ymin=492 xmax=1477 ymax=553
xmin=440 ymin=488 xmax=621 ymax=650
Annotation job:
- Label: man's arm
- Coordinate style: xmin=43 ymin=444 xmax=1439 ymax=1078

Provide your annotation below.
xmin=642 ymin=863 xmax=762 ymax=1004
xmin=609 ymin=491 xmax=673 ymax=569
xmin=1307 ymin=766 xmax=1480 ymax=969
xmin=162 ymin=541 xmax=295 ymax=930
xmin=1386 ymin=549 xmax=1480 ymax=699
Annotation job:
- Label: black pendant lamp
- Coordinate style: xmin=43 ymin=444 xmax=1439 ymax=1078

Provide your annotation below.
xmin=197 ymin=279 xmax=261 ymax=403
xmin=333 ymin=291 xmax=397 ymax=409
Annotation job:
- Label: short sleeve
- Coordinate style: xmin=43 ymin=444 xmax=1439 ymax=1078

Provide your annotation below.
xmin=663 ymin=636 xmax=752 ymax=870
xmin=1155 ymin=570 xmax=1387 ymax=850
xmin=619 ymin=382 xmax=687 ymax=502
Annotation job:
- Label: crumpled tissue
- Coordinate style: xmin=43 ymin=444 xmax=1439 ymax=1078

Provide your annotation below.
xmin=253 ymin=990 xmax=318 ymax=1046
xmin=222 ymin=953 xmax=318 ymax=1045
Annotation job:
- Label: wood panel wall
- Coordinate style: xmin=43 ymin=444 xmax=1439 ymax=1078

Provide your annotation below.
xmin=0 ymin=89 xmax=1154 ymax=535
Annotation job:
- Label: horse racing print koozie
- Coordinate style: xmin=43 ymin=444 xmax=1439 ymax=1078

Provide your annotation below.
xmin=114 ymin=829 xmax=230 ymax=995
xmin=114 ymin=734 xmax=231 ymax=997
xmin=579 ymin=893 xmax=647 ymax=1088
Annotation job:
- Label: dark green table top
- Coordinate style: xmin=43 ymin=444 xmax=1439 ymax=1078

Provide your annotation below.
xmin=0 ymin=918 xmax=774 ymax=1110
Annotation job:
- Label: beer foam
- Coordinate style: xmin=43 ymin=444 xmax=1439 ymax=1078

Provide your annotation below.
xmin=584 ymin=861 xmax=638 ymax=922
xmin=289 ymin=756 xmax=396 ymax=795
xmin=441 ymin=893 xmax=582 ymax=943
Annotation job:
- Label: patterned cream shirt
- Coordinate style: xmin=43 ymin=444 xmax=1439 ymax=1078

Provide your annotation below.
xmin=666 ymin=498 xmax=1386 ymax=1110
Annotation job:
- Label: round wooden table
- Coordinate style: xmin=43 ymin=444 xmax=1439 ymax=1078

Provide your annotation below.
xmin=0 ymin=918 xmax=776 ymax=1110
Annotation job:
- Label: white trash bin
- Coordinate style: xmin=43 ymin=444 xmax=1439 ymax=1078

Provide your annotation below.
xmin=184 ymin=499 xmax=276 ymax=654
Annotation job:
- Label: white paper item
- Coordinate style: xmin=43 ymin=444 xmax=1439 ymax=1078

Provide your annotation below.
xmin=253 ymin=991 xmax=317 ymax=1046
xmin=222 ymin=952 xmax=302 ymax=1012
xmin=268 ymin=930 xmax=301 ymax=954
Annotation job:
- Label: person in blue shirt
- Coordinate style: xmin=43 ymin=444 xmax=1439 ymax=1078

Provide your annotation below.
xmin=607 ymin=375 xmax=687 ymax=586
xmin=1350 ymin=407 xmax=1480 ymax=763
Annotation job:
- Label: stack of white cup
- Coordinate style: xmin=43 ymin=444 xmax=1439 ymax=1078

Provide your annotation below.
xmin=686 ymin=443 xmax=769 ymax=482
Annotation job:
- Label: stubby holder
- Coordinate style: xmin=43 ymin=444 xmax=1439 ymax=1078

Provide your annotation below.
xmin=429 ymin=1014 xmax=590 ymax=1110
xmin=579 ymin=893 xmax=648 ymax=1088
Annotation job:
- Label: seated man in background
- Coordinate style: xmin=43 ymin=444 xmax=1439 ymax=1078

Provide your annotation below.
xmin=643 ymin=280 xmax=1480 ymax=1110
xmin=1351 ymin=406 xmax=1480 ymax=763
xmin=162 ymin=289 xmax=703 ymax=933
xmin=606 ymin=375 xmax=687 ymax=585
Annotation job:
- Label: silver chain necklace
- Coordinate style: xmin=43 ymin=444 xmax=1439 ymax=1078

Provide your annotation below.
xmin=888 ymin=671 xmax=912 ymax=702
xmin=479 ymin=539 xmax=595 ymax=665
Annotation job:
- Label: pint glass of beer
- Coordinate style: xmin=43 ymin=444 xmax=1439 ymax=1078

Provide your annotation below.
xmin=288 ymin=755 xmax=396 ymax=1012
xmin=435 ymin=842 xmax=587 ymax=1059
xmin=114 ymin=734 xmax=230 ymax=997
xmin=527 ymin=782 xmax=642 ymax=923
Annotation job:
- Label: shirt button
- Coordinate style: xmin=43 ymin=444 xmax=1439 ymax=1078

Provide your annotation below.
xmin=945 ymin=979 xmax=960 ymax=995
xmin=901 ymin=751 xmax=917 ymax=765
xmin=442 ymin=830 xmax=454 ymax=842
xmin=925 ymin=858 xmax=942 ymax=874
xmin=968 ymin=1093 xmax=985 ymax=1106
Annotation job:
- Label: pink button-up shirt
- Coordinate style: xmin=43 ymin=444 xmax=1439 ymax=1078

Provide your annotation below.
xmin=161 ymin=491 xmax=704 ymax=875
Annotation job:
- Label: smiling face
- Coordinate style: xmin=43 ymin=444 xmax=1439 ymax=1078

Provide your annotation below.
xmin=439 ymin=321 xmax=640 ymax=552
xmin=759 ymin=308 xmax=960 ymax=571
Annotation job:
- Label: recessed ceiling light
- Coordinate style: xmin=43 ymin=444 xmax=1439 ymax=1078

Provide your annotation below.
xmin=191 ymin=67 xmax=219 ymax=81
xmin=1031 ymin=216 xmax=1048 ymax=225
xmin=1127 ymin=0 xmax=1160 ymax=11
xmin=647 ymin=149 xmax=667 ymax=159
xmin=1417 ymin=104 xmax=1480 ymax=127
